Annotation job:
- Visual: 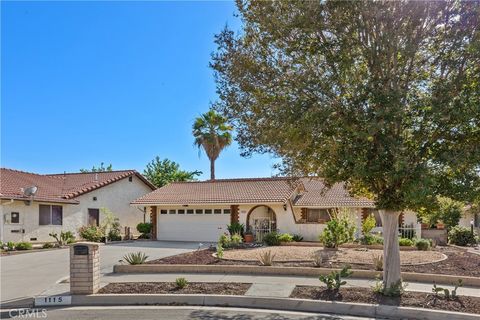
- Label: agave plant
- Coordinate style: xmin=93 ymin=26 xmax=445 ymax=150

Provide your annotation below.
xmin=122 ymin=252 xmax=149 ymax=265
xmin=258 ymin=250 xmax=276 ymax=266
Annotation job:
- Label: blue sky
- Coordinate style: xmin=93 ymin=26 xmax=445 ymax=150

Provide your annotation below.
xmin=1 ymin=1 xmax=278 ymax=179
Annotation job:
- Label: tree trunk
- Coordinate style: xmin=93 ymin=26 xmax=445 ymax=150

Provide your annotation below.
xmin=379 ymin=209 xmax=401 ymax=289
xmin=210 ymin=158 xmax=215 ymax=180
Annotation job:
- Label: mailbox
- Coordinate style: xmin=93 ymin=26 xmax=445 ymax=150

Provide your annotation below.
xmin=73 ymin=245 xmax=89 ymax=255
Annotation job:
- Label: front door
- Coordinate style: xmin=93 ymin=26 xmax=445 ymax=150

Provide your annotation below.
xmin=88 ymin=208 xmax=99 ymax=226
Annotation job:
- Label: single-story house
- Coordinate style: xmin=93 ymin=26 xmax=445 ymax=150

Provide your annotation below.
xmin=131 ymin=177 xmax=419 ymax=242
xmin=0 ymin=168 xmax=155 ymax=243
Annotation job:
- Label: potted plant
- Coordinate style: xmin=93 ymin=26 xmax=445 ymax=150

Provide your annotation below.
xmin=436 ymin=221 xmax=445 ymax=230
xmin=244 ymin=228 xmax=254 ymax=243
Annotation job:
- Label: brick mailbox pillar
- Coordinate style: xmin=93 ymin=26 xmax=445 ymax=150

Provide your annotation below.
xmin=70 ymin=242 xmax=100 ymax=295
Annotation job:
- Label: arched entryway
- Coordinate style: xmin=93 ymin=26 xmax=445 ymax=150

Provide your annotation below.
xmin=246 ymin=205 xmax=277 ymax=242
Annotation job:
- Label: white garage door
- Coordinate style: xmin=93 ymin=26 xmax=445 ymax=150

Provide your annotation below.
xmin=157 ymin=208 xmax=231 ymax=242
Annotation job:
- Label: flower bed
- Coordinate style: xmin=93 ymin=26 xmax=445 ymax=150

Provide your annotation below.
xmin=98 ymin=282 xmax=251 ymax=295
xmin=146 ymin=246 xmax=480 ymax=277
xmin=290 ymin=286 xmax=480 ymax=314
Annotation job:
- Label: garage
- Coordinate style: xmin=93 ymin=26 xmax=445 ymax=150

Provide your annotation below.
xmin=156 ymin=208 xmax=231 ymax=242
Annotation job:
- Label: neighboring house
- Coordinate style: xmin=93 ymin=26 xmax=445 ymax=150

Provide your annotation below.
xmin=0 ymin=168 xmax=155 ymax=243
xmin=131 ymin=177 xmax=418 ymax=242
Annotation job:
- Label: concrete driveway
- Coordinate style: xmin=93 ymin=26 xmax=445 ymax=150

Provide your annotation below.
xmin=0 ymin=241 xmax=198 ymax=304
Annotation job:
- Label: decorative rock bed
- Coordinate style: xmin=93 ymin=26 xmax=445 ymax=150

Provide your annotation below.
xmin=222 ymin=246 xmax=447 ymax=265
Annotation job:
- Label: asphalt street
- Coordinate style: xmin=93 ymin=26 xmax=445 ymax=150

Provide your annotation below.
xmin=1 ymin=306 xmax=381 ymax=320
xmin=0 ymin=241 xmax=198 ymax=303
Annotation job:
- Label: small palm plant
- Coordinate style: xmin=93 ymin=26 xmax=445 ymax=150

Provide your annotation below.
xmin=193 ymin=109 xmax=232 ymax=180
xmin=122 ymin=252 xmax=148 ymax=265
xmin=175 ymin=277 xmax=188 ymax=289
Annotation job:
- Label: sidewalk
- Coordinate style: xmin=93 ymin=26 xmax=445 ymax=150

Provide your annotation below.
xmin=41 ymin=272 xmax=480 ymax=299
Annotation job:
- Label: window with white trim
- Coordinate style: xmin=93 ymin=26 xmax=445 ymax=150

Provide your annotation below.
xmin=39 ymin=205 xmax=63 ymax=225
xmin=306 ymin=209 xmax=330 ymax=223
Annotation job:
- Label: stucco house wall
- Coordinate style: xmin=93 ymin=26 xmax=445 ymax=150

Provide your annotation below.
xmin=68 ymin=175 xmax=152 ymax=235
xmin=1 ymin=175 xmax=152 ymax=243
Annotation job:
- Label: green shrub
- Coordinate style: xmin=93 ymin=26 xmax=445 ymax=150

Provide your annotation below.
xmin=319 ymin=265 xmax=353 ymax=290
xmin=360 ymin=234 xmax=384 ymax=245
xmin=319 ymin=218 xmax=356 ymax=248
xmin=231 ymin=233 xmax=243 ymax=246
xmin=175 ymin=277 xmax=188 ymax=289
xmin=415 ymin=238 xmax=431 ymax=251
xmin=108 ymin=229 xmax=122 ymax=241
xmin=7 ymin=241 xmax=15 ymax=251
xmin=108 ymin=218 xmax=122 ymax=241
xmin=398 ymin=238 xmax=414 ymax=246
xmin=227 ymin=222 xmax=244 ymax=236
xmin=292 ymin=234 xmax=303 ymax=242
xmin=448 ymin=226 xmax=478 ymax=246
xmin=42 ymin=243 xmax=55 ymax=249
xmin=362 ymin=214 xmax=376 ymax=235
xmin=49 ymin=231 xmax=75 ymax=246
xmin=218 ymin=233 xmax=231 ymax=248
xmin=263 ymin=232 xmax=281 ymax=246
xmin=79 ymin=225 xmax=105 ymax=242
xmin=278 ymin=233 xmax=293 ymax=242
xmin=122 ymin=252 xmax=148 ymax=265
xmin=216 ymin=244 xmax=224 ymax=258
xmin=16 ymin=242 xmax=33 ymax=250
xmin=136 ymin=222 xmax=152 ymax=235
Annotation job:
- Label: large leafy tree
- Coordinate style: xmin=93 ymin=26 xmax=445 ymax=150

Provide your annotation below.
xmin=143 ymin=156 xmax=202 ymax=188
xmin=212 ymin=0 xmax=480 ymax=291
xmin=193 ymin=109 xmax=233 ymax=180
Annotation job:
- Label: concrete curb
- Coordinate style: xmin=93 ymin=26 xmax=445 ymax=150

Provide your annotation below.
xmin=67 ymin=294 xmax=479 ymax=320
xmin=113 ymin=264 xmax=480 ymax=286
xmin=0 ymin=297 xmax=34 ymax=309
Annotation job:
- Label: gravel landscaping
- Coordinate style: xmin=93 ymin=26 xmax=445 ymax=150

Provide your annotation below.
xmin=290 ymin=286 xmax=480 ymax=314
xmin=98 ymin=282 xmax=251 ymax=295
xmin=222 ymin=246 xmax=445 ymax=265
xmin=146 ymin=246 xmax=480 ymax=277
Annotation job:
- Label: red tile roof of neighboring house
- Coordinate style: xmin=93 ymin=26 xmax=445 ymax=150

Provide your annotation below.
xmin=0 ymin=168 xmax=155 ymax=204
xmin=131 ymin=177 xmax=375 ymax=208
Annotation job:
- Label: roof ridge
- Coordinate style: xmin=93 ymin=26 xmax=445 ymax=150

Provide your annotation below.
xmin=0 ymin=167 xmax=47 ymax=176
xmin=172 ymin=176 xmax=302 ymax=184
xmin=46 ymin=169 xmax=136 ymax=176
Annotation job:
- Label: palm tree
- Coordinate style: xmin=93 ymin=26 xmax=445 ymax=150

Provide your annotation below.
xmin=193 ymin=109 xmax=232 ymax=180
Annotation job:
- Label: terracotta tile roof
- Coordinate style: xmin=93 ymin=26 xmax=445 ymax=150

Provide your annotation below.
xmin=0 ymin=168 xmax=154 ymax=204
xmin=131 ymin=177 xmax=375 ymax=208
xmin=131 ymin=177 xmax=301 ymax=205
xmin=294 ymin=178 xmax=375 ymax=208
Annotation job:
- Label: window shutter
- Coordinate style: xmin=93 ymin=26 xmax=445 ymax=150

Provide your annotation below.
xmin=361 ymin=208 xmax=369 ymax=221
xmin=398 ymin=212 xmax=404 ymax=226
xmin=301 ymin=208 xmax=307 ymax=221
